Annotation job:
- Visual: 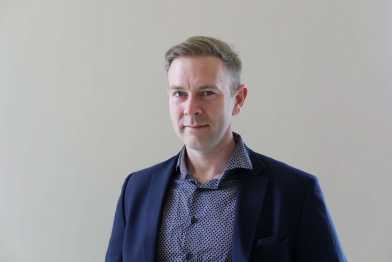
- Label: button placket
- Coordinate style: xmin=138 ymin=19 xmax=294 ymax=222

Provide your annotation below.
xmin=183 ymin=183 xmax=199 ymax=257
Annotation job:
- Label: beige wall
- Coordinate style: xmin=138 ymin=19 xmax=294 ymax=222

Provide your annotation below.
xmin=1 ymin=0 xmax=391 ymax=261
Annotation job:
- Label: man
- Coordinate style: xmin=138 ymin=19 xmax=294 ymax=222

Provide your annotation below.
xmin=105 ymin=36 xmax=346 ymax=261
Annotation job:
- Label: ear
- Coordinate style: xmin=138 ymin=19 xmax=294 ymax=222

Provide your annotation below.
xmin=232 ymin=84 xmax=248 ymax=115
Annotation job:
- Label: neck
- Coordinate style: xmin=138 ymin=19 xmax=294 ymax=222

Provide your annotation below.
xmin=185 ymin=131 xmax=236 ymax=184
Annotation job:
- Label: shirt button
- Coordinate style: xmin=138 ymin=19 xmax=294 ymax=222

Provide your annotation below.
xmin=185 ymin=252 xmax=193 ymax=260
xmin=191 ymin=216 xmax=198 ymax=224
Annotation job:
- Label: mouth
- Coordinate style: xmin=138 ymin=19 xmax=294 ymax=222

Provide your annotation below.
xmin=184 ymin=124 xmax=209 ymax=129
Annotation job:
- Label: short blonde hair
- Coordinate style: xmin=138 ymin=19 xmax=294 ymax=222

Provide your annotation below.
xmin=164 ymin=36 xmax=242 ymax=95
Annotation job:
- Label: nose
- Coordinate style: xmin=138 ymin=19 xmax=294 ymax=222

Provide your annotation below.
xmin=183 ymin=94 xmax=202 ymax=116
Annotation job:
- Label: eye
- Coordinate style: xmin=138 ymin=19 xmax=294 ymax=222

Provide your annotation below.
xmin=201 ymin=90 xmax=215 ymax=96
xmin=173 ymin=91 xmax=187 ymax=97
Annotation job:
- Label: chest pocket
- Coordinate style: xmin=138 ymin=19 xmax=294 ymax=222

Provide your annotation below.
xmin=250 ymin=236 xmax=291 ymax=262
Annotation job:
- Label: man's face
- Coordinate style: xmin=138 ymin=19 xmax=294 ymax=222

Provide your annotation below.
xmin=167 ymin=56 xmax=246 ymax=153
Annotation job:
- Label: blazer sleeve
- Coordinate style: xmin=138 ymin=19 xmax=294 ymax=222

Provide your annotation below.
xmin=294 ymin=177 xmax=347 ymax=262
xmin=105 ymin=175 xmax=132 ymax=262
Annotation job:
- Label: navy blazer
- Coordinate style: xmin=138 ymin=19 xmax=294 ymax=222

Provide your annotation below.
xmin=106 ymin=148 xmax=346 ymax=262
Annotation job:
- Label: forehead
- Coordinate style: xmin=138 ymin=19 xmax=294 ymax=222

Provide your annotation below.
xmin=167 ymin=56 xmax=228 ymax=88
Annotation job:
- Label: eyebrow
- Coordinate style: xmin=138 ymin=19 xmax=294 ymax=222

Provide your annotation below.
xmin=199 ymin=85 xmax=219 ymax=90
xmin=168 ymin=85 xmax=219 ymax=91
xmin=168 ymin=86 xmax=185 ymax=90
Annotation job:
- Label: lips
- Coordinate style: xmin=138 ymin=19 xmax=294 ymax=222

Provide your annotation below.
xmin=180 ymin=118 xmax=209 ymax=129
xmin=186 ymin=125 xmax=208 ymax=128
xmin=182 ymin=124 xmax=209 ymax=131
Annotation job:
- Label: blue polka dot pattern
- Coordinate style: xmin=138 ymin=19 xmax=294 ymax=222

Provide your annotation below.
xmin=157 ymin=133 xmax=253 ymax=261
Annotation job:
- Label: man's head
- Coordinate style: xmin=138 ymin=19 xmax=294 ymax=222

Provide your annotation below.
xmin=165 ymin=36 xmax=247 ymax=153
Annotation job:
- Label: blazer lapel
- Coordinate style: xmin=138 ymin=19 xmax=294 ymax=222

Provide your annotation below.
xmin=232 ymin=150 xmax=269 ymax=262
xmin=143 ymin=155 xmax=178 ymax=262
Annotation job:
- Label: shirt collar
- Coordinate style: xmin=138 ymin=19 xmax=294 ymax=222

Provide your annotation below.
xmin=175 ymin=132 xmax=253 ymax=181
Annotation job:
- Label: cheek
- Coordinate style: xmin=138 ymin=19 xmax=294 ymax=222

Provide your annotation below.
xmin=214 ymin=102 xmax=234 ymax=126
xmin=210 ymin=100 xmax=228 ymax=118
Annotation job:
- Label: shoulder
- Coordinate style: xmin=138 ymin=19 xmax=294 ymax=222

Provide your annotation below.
xmin=247 ymin=147 xmax=319 ymax=191
xmin=247 ymin=148 xmax=325 ymax=217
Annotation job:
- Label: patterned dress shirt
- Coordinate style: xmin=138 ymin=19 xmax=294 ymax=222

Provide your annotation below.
xmin=157 ymin=133 xmax=253 ymax=261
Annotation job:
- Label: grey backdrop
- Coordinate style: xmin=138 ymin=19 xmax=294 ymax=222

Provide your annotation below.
xmin=1 ymin=0 xmax=391 ymax=261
